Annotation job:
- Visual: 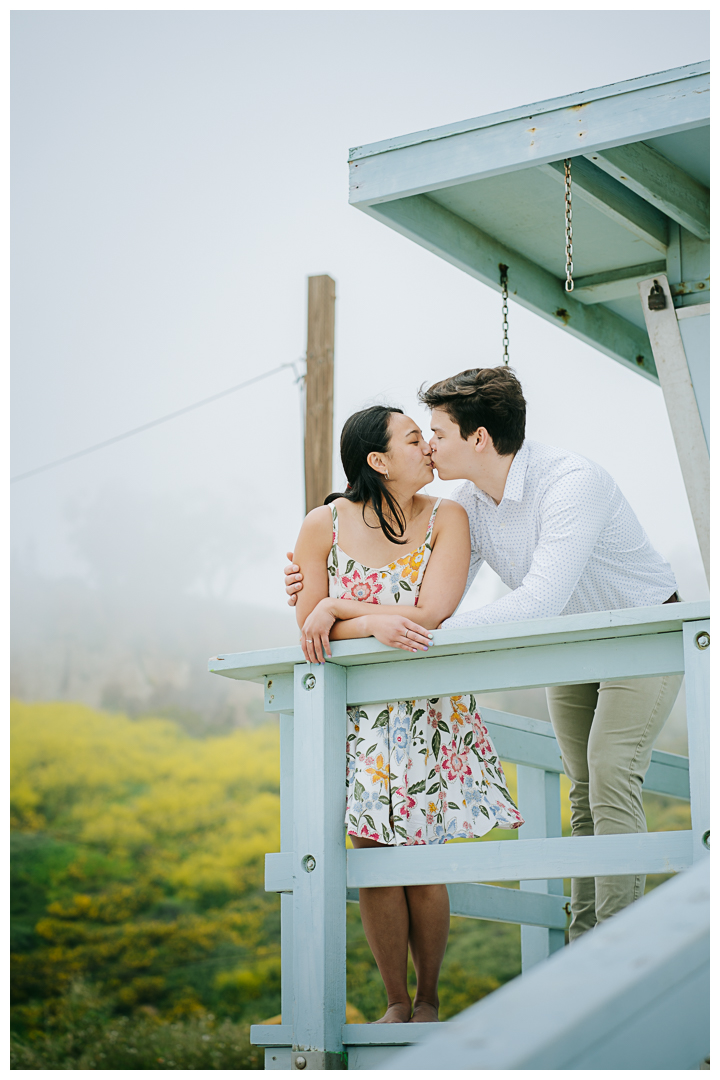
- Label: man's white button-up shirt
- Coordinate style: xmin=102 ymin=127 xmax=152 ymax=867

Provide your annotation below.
xmin=443 ymin=440 xmax=677 ymax=629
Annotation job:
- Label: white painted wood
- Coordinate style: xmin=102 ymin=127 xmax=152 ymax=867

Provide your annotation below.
xmin=347 ymin=831 xmax=692 ymax=888
xmin=346 ymin=630 xmax=684 ymax=705
xmin=643 ymin=750 xmax=690 ymax=801
xmin=266 ymin=672 xmax=294 ymax=713
xmin=571 ymin=261 xmax=667 ymax=304
xmin=280 ymin=715 xmax=295 ymax=1024
xmin=264 ymin=1048 xmax=291 ymax=1069
xmin=517 ymin=768 xmax=565 ymax=970
xmin=348 ymin=1046 xmax=411 ymax=1069
xmin=381 ymin=859 xmax=709 ymax=1071
xmin=209 ymin=601 xmax=708 ymax=684
xmin=676 ymin=303 xmax=710 ymax=319
xmin=539 ymin=159 xmax=668 ymax=253
xmin=587 ymin=143 xmax=710 ymax=240
xmin=349 ymin=882 xmax=567 ymax=929
xmin=678 ymin=311 xmax=710 ymax=447
xmin=252 ymin=1024 xmax=293 ymax=1048
xmin=292 ymin=662 xmax=347 ymax=1055
xmin=638 ymin=275 xmax=709 ymax=580
xmin=266 ymin=851 xmax=293 ymax=893
xmin=349 ymin=62 xmax=708 ymax=162
xmin=683 ymin=621 xmax=710 ymax=863
xmin=349 ymin=66 xmax=709 ymax=206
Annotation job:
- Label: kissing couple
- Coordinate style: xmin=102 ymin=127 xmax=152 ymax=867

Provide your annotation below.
xmin=283 ymin=365 xmax=682 ymax=1024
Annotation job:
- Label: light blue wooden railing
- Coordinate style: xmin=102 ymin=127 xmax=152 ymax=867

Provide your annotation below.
xmin=209 ymin=600 xmax=709 ymax=1071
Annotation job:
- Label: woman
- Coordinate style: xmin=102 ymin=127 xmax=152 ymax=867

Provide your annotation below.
xmin=292 ymin=405 xmax=523 ymax=1024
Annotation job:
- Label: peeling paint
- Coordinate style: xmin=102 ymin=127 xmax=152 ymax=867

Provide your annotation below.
xmin=636 ymin=355 xmax=645 ymax=366
xmin=554 ymin=308 xmax=570 ymax=325
xmin=570 ymin=103 xmax=588 ymax=112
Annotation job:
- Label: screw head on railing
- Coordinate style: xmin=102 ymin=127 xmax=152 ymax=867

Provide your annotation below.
xmin=302 ymin=673 xmax=316 ymax=690
xmin=302 ymin=854 xmax=316 ymax=873
xmin=702 ymin=830 xmax=710 ymax=850
xmin=695 ymin=631 xmax=710 ymax=650
xmin=295 ymin=1056 xmax=307 ymax=1069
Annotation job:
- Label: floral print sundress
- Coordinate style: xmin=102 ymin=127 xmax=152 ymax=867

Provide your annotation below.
xmin=327 ymin=499 xmax=524 ymax=846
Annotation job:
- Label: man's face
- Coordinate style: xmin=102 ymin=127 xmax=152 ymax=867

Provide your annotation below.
xmin=428 ymin=408 xmax=478 ymax=480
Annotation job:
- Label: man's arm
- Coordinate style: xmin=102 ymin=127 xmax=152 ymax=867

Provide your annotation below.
xmin=443 ymin=466 xmax=608 ymax=629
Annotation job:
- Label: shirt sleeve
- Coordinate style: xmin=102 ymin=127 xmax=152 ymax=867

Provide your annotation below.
xmin=442 ymin=465 xmax=609 ymax=628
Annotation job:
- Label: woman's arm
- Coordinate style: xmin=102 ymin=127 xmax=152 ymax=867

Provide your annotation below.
xmin=299 ymin=501 xmax=470 ymax=663
xmin=319 ymin=501 xmax=471 ymax=629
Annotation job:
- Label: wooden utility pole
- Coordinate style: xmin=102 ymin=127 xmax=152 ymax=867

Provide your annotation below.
xmin=304 ymin=275 xmax=336 ymax=512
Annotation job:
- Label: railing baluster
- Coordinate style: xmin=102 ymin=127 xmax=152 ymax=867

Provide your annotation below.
xmin=280 ymin=713 xmax=295 ymax=1027
xmin=517 ymin=766 xmax=565 ymax=970
xmin=291 ymin=663 xmax=348 ymax=1069
xmin=683 ymin=620 xmax=710 ymax=862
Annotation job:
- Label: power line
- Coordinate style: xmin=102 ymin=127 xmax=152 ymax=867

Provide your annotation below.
xmin=11 ymin=361 xmax=304 ymax=484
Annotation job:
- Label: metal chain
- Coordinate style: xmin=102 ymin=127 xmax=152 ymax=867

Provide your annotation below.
xmin=499 ymin=263 xmax=509 ymax=364
xmin=563 ymin=159 xmax=574 ymax=292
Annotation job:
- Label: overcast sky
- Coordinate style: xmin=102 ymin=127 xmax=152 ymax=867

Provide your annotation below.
xmin=11 ymin=10 xmax=709 ymax=619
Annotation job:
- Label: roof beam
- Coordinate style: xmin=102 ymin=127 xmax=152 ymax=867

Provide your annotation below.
xmin=349 ymin=67 xmax=709 ymax=208
xmin=367 ymin=193 xmax=657 ymax=382
xmin=539 ymin=159 xmax=668 ymax=253
xmin=572 ymin=261 xmax=666 ymax=304
xmin=585 ymin=143 xmax=709 ymax=241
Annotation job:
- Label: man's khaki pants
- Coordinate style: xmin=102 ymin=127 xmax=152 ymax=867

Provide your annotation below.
xmin=546 ymin=674 xmax=683 ymax=940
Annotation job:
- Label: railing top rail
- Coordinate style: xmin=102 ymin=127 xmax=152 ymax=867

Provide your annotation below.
xmin=209 ymin=601 xmax=708 ymax=683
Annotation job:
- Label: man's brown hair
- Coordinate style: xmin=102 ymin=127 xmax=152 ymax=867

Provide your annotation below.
xmin=419 ymin=366 xmax=526 ymax=456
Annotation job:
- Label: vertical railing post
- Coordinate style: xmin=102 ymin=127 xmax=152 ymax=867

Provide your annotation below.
xmin=517 ymin=766 xmax=565 ymax=971
xmin=291 ymin=662 xmax=348 ymax=1070
xmin=280 ymin=713 xmax=295 ymax=1028
xmin=683 ymin=620 xmax=710 ymax=863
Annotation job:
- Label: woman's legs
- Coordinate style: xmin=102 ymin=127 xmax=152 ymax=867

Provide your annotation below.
xmin=351 ymin=836 xmax=412 ymax=1022
xmin=350 ymin=837 xmax=449 ymax=1022
xmin=406 ymin=884 xmax=450 ymax=1022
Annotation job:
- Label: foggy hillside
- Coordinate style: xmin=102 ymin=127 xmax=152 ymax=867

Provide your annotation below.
xmin=11 ymin=481 xmax=689 ymax=751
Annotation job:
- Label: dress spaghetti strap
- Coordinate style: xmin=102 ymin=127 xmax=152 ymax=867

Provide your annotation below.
xmin=425 ymin=498 xmax=443 ymax=546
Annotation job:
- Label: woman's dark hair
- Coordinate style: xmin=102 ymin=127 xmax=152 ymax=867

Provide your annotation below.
xmin=323 ymin=405 xmax=408 ymax=544
xmin=418 ymin=366 xmax=526 ymax=455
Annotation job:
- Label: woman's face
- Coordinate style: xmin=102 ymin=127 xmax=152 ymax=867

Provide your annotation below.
xmin=377 ymin=412 xmax=434 ymax=490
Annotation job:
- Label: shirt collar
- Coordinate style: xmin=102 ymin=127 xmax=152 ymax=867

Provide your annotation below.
xmin=473 ymin=440 xmax=530 ymax=507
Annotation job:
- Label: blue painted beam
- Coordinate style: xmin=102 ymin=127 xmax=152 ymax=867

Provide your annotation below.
xmin=587 ymin=143 xmax=709 ymax=240
xmin=345 ymin=631 xmax=684 ymax=704
xmin=367 ymin=194 xmax=658 ymax=381
xmin=347 ymin=831 xmax=692 ymax=888
xmin=539 ymin=158 xmax=668 ymax=253
xmin=384 ymin=860 xmax=709 ymax=1071
xmin=349 ymin=882 xmax=568 ymax=930
xmin=349 ymin=63 xmax=709 ymax=206
xmin=209 ymin=601 xmax=709 ymax=684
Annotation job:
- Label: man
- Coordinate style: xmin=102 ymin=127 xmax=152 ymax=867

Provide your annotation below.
xmin=285 ymin=366 xmax=683 ymax=939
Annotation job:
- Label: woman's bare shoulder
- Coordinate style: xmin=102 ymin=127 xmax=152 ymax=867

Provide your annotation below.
xmin=297 ymin=505 xmax=334 ymax=548
xmin=435 ymin=498 xmax=469 ymax=524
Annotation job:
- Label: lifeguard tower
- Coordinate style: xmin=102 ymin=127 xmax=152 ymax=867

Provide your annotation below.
xmin=211 ymin=62 xmax=709 ymax=1070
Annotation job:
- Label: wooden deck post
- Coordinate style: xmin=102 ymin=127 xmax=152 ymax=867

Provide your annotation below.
xmin=291 ymin=661 xmax=347 ymax=1069
xmin=638 ymin=276 xmax=709 ymax=582
xmin=280 ymin=714 xmax=295 ymax=1025
xmin=517 ymin=767 xmax=565 ymax=970
xmin=683 ymin=621 xmax=710 ymax=863
xmin=304 ymin=275 xmax=336 ymax=513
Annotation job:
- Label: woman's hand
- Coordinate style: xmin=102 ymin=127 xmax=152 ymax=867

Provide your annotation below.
xmin=366 ymin=614 xmax=434 ymax=653
xmin=300 ymin=599 xmax=336 ymax=664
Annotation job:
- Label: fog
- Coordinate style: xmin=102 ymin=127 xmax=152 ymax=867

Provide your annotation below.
xmin=11 ymin=11 xmax=707 ymax=741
